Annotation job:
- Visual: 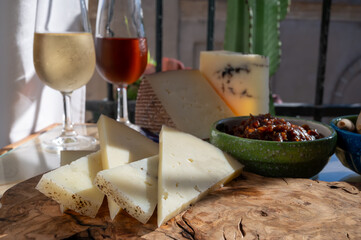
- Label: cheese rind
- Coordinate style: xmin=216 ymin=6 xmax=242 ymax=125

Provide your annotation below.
xmin=135 ymin=77 xmax=177 ymax=133
xmin=144 ymin=70 xmax=235 ymax=139
xmin=35 ymin=151 xmax=104 ymax=218
xmin=200 ymin=51 xmax=269 ymax=116
xmin=157 ymin=126 xmax=244 ymax=227
xmin=95 ymin=156 xmax=159 ymax=224
xmin=97 ymin=114 xmax=159 ymax=220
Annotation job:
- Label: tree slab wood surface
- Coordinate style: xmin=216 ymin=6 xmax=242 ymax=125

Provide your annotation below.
xmin=0 ymin=172 xmax=360 ymax=239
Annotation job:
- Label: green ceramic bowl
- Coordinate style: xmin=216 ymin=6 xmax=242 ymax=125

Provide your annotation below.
xmin=210 ymin=116 xmax=337 ymax=178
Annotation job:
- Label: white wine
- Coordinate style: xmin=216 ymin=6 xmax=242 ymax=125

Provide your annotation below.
xmin=33 ymin=32 xmax=96 ymax=93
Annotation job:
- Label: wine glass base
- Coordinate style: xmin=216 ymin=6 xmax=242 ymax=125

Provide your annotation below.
xmin=42 ymin=135 xmax=98 ymax=153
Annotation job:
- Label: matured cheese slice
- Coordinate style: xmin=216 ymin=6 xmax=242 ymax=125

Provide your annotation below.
xmin=158 ymin=126 xmax=244 ymax=226
xmin=97 ymin=114 xmax=159 ymax=220
xmin=200 ymin=51 xmax=269 ymax=116
xmin=97 ymin=115 xmax=159 ymax=169
xmin=60 ymin=149 xmax=98 ymax=166
xmin=59 ymin=150 xmax=99 ymax=212
xmin=95 ymin=156 xmax=159 ymax=224
xmin=97 ymin=114 xmax=159 ymax=169
xmin=36 ymin=151 xmax=104 ymax=218
xmin=136 ymin=70 xmax=235 ymax=139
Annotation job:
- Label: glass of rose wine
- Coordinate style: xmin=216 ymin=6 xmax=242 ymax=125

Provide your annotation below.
xmin=95 ymin=0 xmax=147 ymax=124
xmin=33 ymin=0 xmax=97 ymax=151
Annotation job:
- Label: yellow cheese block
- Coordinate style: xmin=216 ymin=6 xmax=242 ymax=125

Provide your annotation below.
xmin=200 ymin=50 xmax=269 ymax=116
xmin=157 ymin=126 xmax=244 ymax=227
xmin=36 ymin=151 xmax=104 ymax=218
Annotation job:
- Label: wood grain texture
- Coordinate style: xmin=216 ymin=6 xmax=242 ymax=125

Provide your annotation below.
xmin=0 ymin=172 xmax=360 ymax=239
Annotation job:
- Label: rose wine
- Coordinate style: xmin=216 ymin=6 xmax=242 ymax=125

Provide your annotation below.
xmin=33 ymin=32 xmax=96 ymax=93
xmin=95 ymin=37 xmax=148 ymax=85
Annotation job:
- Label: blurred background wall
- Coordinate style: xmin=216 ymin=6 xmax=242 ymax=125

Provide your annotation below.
xmin=86 ymin=0 xmax=361 ymax=119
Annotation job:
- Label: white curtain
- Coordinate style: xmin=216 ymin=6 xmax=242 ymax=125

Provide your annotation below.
xmin=0 ymin=0 xmax=86 ymax=147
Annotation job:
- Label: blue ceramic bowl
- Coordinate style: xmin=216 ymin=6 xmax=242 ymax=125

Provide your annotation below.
xmin=330 ymin=115 xmax=361 ymax=175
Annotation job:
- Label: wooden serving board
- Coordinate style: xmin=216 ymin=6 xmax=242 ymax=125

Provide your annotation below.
xmin=0 ymin=172 xmax=360 ymax=239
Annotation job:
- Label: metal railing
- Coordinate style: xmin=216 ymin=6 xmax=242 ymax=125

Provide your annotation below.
xmin=86 ymin=0 xmax=361 ymax=122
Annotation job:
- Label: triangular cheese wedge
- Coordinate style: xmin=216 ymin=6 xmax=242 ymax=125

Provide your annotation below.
xmin=158 ymin=126 xmax=243 ymax=226
xmin=36 ymin=151 xmax=104 ymax=218
xmin=97 ymin=115 xmax=159 ymax=219
xmin=144 ymin=70 xmax=235 ymax=139
xmin=107 ymin=198 xmax=121 ymax=220
xmin=58 ymin=149 xmax=99 ymax=214
xmin=97 ymin=114 xmax=159 ymax=168
xmin=95 ymin=156 xmax=158 ymax=224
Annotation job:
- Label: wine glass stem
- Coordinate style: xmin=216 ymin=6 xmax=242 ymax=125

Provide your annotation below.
xmin=61 ymin=92 xmax=76 ymax=137
xmin=116 ymin=84 xmax=129 ymax=124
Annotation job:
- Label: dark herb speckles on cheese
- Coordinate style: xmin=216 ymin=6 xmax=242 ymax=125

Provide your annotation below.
xmin=94 ymin=157 xmax=158 ymax=224
xmin=200 ymin=51 xmax=270 ymax=116
xmin=95 ymin=175 xmax=146 ymax=220
xmin=219 ymin=64 xmax=251 ymax=79
xmin=217 ymin=64 xmax=255 ymax=97
xmin=35 ymin=177 xmax=101 ymax=218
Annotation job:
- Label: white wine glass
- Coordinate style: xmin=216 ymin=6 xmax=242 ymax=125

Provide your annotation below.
xmin=95 ymin=0 xmax=147 ymax=124
xmin=33 ymin=0 xmax=97 ymax=151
